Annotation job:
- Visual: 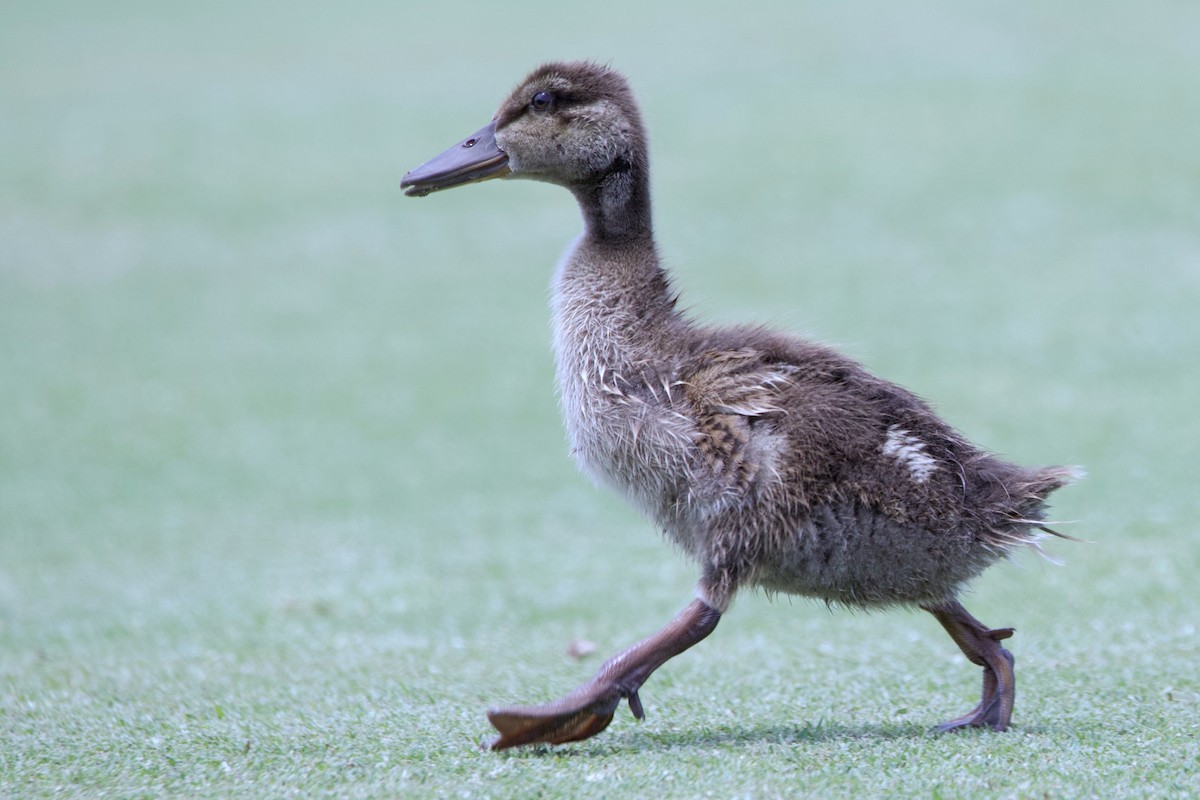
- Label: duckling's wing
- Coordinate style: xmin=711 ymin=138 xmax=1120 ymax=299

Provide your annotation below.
xmin=684 ymin=347 xmax=793 ymax=417
xmin=681 ymin=348 xmax=794 ymax=487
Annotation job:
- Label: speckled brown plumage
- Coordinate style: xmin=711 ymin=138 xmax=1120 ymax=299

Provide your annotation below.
xmin=401 ymin=60 xmax=1080 ymax=749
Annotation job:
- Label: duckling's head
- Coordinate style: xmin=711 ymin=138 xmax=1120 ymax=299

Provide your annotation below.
xmin=402 ymin=61 xmax=648 ymax=206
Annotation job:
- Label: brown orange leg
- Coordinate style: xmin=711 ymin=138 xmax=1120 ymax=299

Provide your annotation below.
xmin=921 ymin=600 xmax=1016 ymax=732
xmin=487 ymin=598 xmax=721 ymax=750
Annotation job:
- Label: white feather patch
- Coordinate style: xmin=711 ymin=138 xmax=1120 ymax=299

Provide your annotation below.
xmin=882 ymin=425 xmax=938 ymax=483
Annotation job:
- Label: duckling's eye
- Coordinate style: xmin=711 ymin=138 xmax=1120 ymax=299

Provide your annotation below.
xmin=531 ymin=91 xmax=554 ymax=111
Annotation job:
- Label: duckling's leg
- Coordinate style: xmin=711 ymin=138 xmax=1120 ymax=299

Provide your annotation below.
xmin=487 ymin=597 xmax=721 ymax=750
xmin=921 ymin=600 xmax=1016 ymax=732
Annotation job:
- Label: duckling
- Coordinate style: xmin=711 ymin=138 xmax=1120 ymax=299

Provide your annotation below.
xmin=401 ymin=61 xmax=1079 ymax=750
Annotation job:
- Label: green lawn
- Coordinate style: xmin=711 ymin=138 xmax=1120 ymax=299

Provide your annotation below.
xmin=2 ymin=1 xmax=1198 ymax=797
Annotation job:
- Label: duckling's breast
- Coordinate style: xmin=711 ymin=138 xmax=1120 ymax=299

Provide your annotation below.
xmin=553 ymin=347 xmax=699 ymax=529
xmin=552 ymin=338 xmax=797 ymax=565
xmin=549 ymin=237 xmax=706 ymax=534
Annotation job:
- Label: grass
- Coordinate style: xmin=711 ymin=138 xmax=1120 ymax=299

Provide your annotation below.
xmin=2 ymin=0 xmax=1199 ymax=797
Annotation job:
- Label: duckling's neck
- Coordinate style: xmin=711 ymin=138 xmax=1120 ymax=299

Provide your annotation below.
xmin=553 ymin=156 xmax=680 ymax=377
xmin=570 ymin=157 xmax=653 ymax=243
xmin=551 ymin=232 xmax=677 ymax=356
xmin=556 ymin=158 xmax=675 ymax=340
xmin=551 ymin=170 xmax=680 ymax=389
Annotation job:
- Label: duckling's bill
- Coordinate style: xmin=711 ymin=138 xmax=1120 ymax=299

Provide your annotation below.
xmin=402 ymin=121 xmax=510 ymax=197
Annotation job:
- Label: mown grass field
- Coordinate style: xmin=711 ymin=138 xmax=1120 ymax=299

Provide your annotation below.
xmin=2 ymin=1 xmax=1198 ymax=797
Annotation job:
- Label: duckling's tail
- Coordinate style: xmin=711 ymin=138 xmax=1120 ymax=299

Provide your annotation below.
xmin=1021 ymin=464 xmax=1086 ymax=542
xmin=1032 ymin=464 xmax=1087 ymax=495
xmin=980 ymin=463 xmax=1085 ymax=560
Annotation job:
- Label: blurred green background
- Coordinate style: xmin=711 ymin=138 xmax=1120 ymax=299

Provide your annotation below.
xmin=2 ymin=1 xmax=1197 ymax=797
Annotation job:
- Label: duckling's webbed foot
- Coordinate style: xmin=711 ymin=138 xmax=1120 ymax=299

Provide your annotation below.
xmin=922 ymin=600 xmax=1016 ymax=732
xmin=487 ymin=598 xmax=721 ymax=750
xmin=486 ymin=687 xmax=621 ymax=750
